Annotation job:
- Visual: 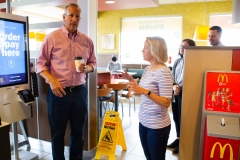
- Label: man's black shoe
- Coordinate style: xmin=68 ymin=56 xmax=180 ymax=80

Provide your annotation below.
xmin=167 ymin=139 xmax=179 ymax=148
xmin=172 ymin=145 xmax=179 ymax=154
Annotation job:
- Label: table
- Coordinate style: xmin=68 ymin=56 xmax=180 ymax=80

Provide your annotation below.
xmin=111 ymin=71 xmax=137 ymax=76
xmin=111 ymin=79 xmax=129 ymax=84
xmin=127 ymin=72 xmax=137 ymax=75
xmin=105 ymin=81 xmax=128 ymax=112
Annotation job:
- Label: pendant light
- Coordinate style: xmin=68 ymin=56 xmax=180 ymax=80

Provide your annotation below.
xmin=232 ymin=0 xmax=240 ymax=26
xmin=193 ymin=1 xmax=210 ymax=41
xmin=105 ymin=0 xmax=115 ymax=4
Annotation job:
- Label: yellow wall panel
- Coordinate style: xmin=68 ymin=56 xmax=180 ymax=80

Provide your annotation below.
xmin=98 ymin=2 xmax=232 ymax=54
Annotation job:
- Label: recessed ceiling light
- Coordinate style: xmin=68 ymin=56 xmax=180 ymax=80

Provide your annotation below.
xmin=105 ymin=0 xmax=115 ymax=4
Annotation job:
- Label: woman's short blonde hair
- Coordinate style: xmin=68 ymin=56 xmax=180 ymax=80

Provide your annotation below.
xmin=146 ymin=36 xmax=168 ymax=64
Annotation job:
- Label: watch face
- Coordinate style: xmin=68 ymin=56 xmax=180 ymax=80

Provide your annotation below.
xmin=147 ymin=91 xmax=151 ymax=96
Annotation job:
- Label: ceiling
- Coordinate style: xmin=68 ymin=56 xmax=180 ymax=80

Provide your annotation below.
xmin=98 ymin=0 xmax=158 ymax=11
xmin=0 ymin=0 xmax=231 ymax=24
xmin=98 ymin=0 xmax=231 ymax=11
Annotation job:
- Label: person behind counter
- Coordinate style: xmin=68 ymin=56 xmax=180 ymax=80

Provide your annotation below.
xmin=208 ymin=26 xmax=224 ymax=46
xmin=121 ymin=36 xmax=173 ymax=160
xmin=36 ymin=3 xmax=96 ymax=160
xmin=167 ymin=39 xmax=196 ymax=154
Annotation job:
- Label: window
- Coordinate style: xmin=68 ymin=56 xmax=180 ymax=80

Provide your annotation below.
xmin=209 ymin=14 xmax=240 ymax=46
xmin=121 ymin=16 xmax=182 ymax=66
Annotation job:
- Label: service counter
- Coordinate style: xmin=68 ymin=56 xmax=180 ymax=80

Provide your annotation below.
xmin=180 ymin=46 xmax=240 ymax=160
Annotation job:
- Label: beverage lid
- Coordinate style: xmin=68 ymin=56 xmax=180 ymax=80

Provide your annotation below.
xmin=74 ymin=57 xmax=83 ymax=60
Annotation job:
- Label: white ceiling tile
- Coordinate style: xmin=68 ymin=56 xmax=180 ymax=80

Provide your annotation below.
xmin=159 ymin=0 xmax=229 ymax=4
xmin=158 ymin=0 xmax=178 ymax=5
xmin=176 ymin=0 xmax=196 ymax=3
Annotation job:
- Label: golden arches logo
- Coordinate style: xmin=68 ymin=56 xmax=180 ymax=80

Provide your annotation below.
xmin=217 ymin=74 xmax=228 ymax=83
xmin=210 ymin=142 xmax=233 ymax=160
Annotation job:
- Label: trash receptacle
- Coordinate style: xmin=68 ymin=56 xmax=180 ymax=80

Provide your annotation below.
xmin=202 ymin=115 xmax=240 ymax=160
xmin=0 ymin=121 xmax=11 ymax=160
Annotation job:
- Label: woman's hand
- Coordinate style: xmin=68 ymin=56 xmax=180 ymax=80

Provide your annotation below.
xmin=173 ymin=85 xmax=181 ymax=95
xmin=120 ymin=70 xmax=134 ymax=81
xmin=128 ymin=80 xmax=144 ymax=95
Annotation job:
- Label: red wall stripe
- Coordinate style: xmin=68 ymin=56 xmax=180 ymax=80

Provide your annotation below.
xmin=232 ymin=49 xmax=240 ymax=71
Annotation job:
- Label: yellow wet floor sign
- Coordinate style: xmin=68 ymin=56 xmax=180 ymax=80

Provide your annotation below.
xmin=95 ymin=111 xmax=127 ymax=160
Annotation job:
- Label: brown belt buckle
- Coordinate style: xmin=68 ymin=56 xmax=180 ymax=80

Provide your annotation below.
xmin=70 ymin=87 xmax=75 ymax=92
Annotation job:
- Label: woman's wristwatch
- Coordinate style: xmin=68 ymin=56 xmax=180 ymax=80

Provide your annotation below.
xmin=147 ymin=90 xmax=151 ymax=97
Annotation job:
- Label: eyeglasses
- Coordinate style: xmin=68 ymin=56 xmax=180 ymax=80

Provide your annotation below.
xmin=179 ymin=45 xmax=188 ymax=48
xmin=66 ymin=14 xmax=81 ymax=20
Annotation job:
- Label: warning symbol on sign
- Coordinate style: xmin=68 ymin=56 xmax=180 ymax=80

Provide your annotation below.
xmin=102 ymin=130 xmax=113 ymax=143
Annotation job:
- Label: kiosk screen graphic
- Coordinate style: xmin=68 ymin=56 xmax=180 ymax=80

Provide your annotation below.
xmin=0 ymin=18 xmax=28 ymax=88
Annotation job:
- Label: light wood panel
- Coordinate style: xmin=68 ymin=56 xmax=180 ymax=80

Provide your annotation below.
xmin=179 ymin=48 xmax=233 ymax=160
xmin=97 ymin=55 xmax=116 ymax=67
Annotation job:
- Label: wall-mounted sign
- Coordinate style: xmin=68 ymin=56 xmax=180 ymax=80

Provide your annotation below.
xmin=205 ymin=72 xmax=240 ymax=113
xmin=101 ymin=34 xmax=115 ymax=50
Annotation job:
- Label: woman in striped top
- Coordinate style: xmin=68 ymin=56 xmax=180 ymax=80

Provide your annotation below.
xmin=122 ymin=37 xmax=173 ymax=160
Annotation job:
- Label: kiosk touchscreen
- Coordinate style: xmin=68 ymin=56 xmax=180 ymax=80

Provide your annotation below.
xmin=0 ymin=12 xmax=33 ymax=123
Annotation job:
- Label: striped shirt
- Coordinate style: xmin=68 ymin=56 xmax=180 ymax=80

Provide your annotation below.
xmin=139 ymin=66 xmax=173 ymax=129
xmin=174 ymin=58 xmax=184 ymax=87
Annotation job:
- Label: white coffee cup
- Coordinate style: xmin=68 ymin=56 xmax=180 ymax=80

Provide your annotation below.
xmin=74 ymin=57 xmax=84 ymax=72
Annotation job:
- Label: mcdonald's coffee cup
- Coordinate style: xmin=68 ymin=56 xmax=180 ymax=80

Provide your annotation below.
xmin=74 ymin=57 xmax=84 ymax=72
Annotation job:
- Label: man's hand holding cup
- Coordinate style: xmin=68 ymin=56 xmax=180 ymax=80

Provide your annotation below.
xmin=74 ymin=57 xmax=86 ymax=72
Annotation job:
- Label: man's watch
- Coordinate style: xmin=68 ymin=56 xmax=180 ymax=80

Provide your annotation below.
xmin=147 ymin=91 xmax=151 ymax=97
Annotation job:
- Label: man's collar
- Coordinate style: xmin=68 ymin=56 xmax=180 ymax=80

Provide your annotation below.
xmin=61 ymin=25 xmax=78 ymax=38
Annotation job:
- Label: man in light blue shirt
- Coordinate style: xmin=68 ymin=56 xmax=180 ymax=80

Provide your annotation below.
xmin=106 ymin=56 xmax=122 ymax=71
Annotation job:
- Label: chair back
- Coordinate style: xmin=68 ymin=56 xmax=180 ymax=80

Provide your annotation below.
xmin=97 ymin=88 xmax=112 ymax=97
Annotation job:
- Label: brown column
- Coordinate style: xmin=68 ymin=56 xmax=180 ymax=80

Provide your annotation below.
xmin=232 ymin=49 xmax=240 ymax=71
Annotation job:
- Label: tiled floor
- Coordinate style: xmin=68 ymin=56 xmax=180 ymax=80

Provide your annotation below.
xmin=12 ymin=96 xmax=179 ymax=160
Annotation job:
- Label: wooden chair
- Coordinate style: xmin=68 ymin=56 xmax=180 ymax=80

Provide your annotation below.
xmin=97 ymin=88 xmax=112 ymax=118
xmin=116 ymin=82 xmax=135 ymax=116
xmin=105 ymin=93 xmax=124 ymax=117
xmin=103 ymin=83 xmax=127 ymax=118
xmin=98 ymin=88 xmax=112 ymax=97
xmin=119 ymin=90 xmax=135 ymax=116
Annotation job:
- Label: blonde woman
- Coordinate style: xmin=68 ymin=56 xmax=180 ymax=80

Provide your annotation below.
xmin=122 ymin=36 xmax=173 ymax=160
